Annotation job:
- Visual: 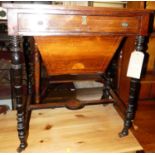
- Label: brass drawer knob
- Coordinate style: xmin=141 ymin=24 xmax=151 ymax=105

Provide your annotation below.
xmin=0 ymin=10 xmax=6 ymax=17
xmin=82 ymin=16 xmax=87 ymax=25
xmin=121 ymin=22 xmax=129 ymax=27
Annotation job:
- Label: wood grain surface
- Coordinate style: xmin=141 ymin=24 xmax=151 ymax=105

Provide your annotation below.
xmin=35 ymin=36 xmax=122 ymax=75
xmin=0 ymin=105 xmax=142 ymax=152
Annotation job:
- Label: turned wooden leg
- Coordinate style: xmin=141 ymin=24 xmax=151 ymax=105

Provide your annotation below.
xmin=9 ymin=36 xmax=27 ymax=152
xmin=23 ymin=37 xmax=34 ymax=142
xmin=119 ymin=35 xmax=146 ymax=137
xmin=102 ymin=58 xmax=117 ymax=100
xmin=23 ymin=36 xmax=33 ymax=95
xmin=119 ymin=78 xmax=140 ymax=137
xmin=102 ymin=74 xmax=111 ymax=99
xmin=34 ymin=44 xmax=40 ymax=104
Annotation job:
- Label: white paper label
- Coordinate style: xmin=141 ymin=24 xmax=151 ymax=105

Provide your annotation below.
xmin=127 ymin=51 xmax=144 ymax=79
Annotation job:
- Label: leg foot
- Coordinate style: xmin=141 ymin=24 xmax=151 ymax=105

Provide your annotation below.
xmin=17 ymin=143 xmax=27 ymax=153
xmin=119 ymin=128 xmax=128 ymax=138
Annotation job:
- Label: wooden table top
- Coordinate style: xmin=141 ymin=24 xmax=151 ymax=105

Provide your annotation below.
xmin=2 ymin=3 xmax=153 ymax=36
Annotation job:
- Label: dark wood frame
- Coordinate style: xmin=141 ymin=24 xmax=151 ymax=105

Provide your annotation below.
xmin=3 ymin=3 xmax=152 ymax=152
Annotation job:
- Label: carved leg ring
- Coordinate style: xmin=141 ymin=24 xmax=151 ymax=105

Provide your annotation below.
xmin=10 ymin=36 xmax=27 ymax=152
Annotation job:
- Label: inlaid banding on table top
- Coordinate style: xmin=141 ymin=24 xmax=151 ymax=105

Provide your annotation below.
xmin=3 ymin=3 xmax=152 ymax=36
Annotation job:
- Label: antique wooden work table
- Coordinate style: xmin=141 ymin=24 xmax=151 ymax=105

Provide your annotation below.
xmin=3 ymin=3 xmax=152 ymax=152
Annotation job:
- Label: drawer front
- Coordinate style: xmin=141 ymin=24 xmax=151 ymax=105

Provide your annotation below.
xmin=18 ymin=14 xmax=139 ymax=34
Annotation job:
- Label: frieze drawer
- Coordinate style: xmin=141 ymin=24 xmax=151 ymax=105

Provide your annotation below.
xmin=18 ymin=14 xmax=140 ymax=35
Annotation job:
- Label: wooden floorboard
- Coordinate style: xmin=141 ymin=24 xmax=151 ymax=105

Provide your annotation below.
xmin=0 ymin=104 xmax=142 ymax=153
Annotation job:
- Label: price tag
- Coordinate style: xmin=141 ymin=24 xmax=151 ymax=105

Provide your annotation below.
xmin=127 ymin=50 xmax=144 ymax=79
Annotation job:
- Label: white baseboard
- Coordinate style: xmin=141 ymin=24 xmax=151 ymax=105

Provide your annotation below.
xmin=0 ymin=99 xmax=12 ymax=110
